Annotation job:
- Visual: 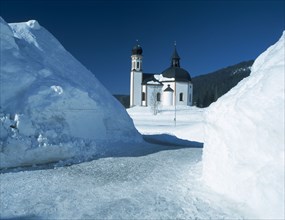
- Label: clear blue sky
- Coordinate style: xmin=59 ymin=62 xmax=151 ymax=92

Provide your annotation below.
xmin=1 ymin=0 xmax=284 ymax=94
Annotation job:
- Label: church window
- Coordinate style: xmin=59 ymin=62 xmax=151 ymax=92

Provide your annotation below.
xmin=136 ymin=62 xmax=139 ymax=69
xmin=179 ymin=93 xmax=183 ymax=101
xmin=142 ymin=92 xmax=146 ymax=101
xmin=157 ymin=93 xmax=161 ymax=102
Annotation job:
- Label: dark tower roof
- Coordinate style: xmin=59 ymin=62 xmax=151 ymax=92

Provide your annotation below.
xmin=164 ymin=84 xmax=174 ymax=92
xmin=172 ymin=47 xmax=180 ymax=60
xmin=132 ymin=42 xmax=143 ymax=55
xmin=161 ymin=46 xmax=191 ymax=82
xmin=171 ymin=45 xmax=180 ymax=67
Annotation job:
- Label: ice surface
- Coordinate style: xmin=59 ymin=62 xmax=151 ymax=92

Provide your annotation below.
xmin=0 ymin=146 xmax=246 ymax=219
xmin=203 ymin=31 xmax=285 ymax=219
xmin=0 ymin=17 xmax=141 ymax=169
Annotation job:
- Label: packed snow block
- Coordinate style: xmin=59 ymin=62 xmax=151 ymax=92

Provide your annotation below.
xmin=0 ymin=17 xmax=142 ymax=169
xmin=203 ymin=32 xmax=285 ymax=219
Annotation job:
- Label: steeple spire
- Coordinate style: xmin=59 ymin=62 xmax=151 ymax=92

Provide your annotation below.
xmin=171 ymin=42 xmax=180 ymax=67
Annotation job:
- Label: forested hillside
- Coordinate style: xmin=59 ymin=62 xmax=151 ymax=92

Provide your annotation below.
xmin=192 ymin=60 xmax=254 ymax=107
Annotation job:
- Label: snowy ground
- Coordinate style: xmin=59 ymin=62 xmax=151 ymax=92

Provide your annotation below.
xmin=128 ymin=106 xmax=206 ymax=143
xmin=1 ymin=106 xmax=250 ymax=219
xmin=0 ymin=140 xmax=245 ymax=219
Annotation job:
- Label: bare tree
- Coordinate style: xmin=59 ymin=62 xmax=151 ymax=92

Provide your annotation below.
xmin=149 ymin=85 xmax=162 ymax=115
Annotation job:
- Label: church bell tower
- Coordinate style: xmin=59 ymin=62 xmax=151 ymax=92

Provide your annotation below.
xmin=130 ymin=42 xmax=143 ymax=107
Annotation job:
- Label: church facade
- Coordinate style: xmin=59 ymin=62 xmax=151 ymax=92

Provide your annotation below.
xmin=130 ymin=43 xmax=193 ymax=107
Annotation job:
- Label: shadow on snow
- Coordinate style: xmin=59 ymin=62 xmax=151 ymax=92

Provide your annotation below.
xmin=143 ymin=134 xmax=203 ymax=148
xmin=0 ymin=134 xmax=203 ymax=174
xmin=0 ymin=215 xmax=42 ymax=220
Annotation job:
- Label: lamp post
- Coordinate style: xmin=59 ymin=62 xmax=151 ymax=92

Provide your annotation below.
xmin=174 ymin=100 xmax=176 ymax=126
xmin=174 ymin=83 xmax=176 ymax=127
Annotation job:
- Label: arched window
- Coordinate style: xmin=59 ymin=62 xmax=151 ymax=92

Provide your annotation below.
xmin=157 ymin=92 xmax=161 ymax=102
xmin=142 ymin=92 xmax=146 ymax=101
xmin=136 ymin=62 xmax=139 ymax=69
xmin=179 ymin=93 xmax=183 ymax=101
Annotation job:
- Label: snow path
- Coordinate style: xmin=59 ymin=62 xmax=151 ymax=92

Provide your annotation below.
xmin=0 ymin=142 xmax=245 ymax=219
xmin=127 ymin=106 xmax=206 ymax=143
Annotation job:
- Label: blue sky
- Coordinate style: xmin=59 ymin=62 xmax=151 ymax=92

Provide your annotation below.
xmin=1 ymin=0 xmax=284 ymax=94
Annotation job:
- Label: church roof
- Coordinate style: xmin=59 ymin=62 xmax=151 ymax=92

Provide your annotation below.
xmin=161 ymin=67 xmax=191 ymax=82
xmin=142 ymin=73 xmax=162 ymax=85
xmin=172 ymin=47 xmax=180 ymax=60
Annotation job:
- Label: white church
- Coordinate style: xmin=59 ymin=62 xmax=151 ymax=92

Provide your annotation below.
xmin=130 ymin=43 xmax=193 ymax=107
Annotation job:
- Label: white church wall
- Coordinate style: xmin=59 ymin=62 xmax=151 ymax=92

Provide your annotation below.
xmin=146 ymin=85 xmax=162 ymax=107
xmin=140 ymin=82 xmax=192 ymax=107
xmin=176 ymin=82 xmax=189 ymax=105
xmin=162 ymin=82 xmax=174 ymax=106
xmin=161 ymin=82 xmax=175 ymax=105
xmin=163 ymin=91 xmax=173 ymax=106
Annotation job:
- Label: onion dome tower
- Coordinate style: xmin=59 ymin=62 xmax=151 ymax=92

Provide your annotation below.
xmin=131 ymin=41 xmax=143 ymax=71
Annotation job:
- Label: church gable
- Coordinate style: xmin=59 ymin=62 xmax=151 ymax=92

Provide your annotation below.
xmin=142 ymin=73 xmax=160 ymax=85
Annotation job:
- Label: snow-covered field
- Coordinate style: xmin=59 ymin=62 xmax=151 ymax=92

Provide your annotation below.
xmin=1 ymin=17 xmax=284 ymax=219
xmin=128 ymin=106 xmax=205 ymax=144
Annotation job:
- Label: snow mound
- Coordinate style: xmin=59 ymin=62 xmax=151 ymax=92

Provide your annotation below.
xmin=203 ymin=31 xmax=285 ymax=219
xmin=0 ymin=17 xmax=141 ymax=169
xmin=26 ymin=20 xmax=41 ymax=30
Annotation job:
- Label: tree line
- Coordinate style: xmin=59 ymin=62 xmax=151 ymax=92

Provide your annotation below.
xmin=192 ymin=60 xmax=254 ymax=107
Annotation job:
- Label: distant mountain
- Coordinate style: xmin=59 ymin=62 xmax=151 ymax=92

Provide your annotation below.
xmin=115 ymin=60 xmax=254 ymax=108
xmin=192 ymin=60 xmax=254 ymax=107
